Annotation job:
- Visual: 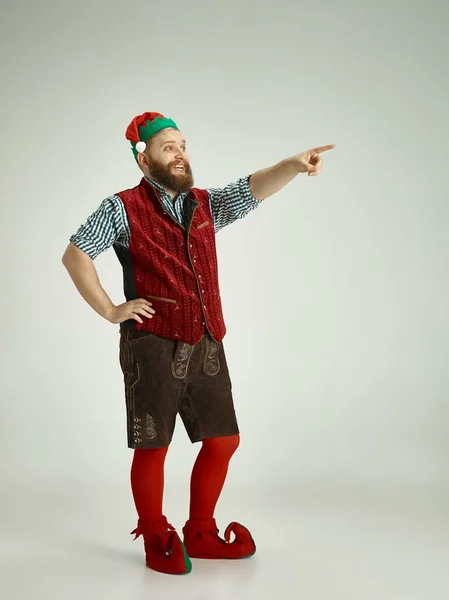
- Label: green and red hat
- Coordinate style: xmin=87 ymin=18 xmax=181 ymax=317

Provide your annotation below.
xmin=125 ymin=112 xmax=179 ymax=160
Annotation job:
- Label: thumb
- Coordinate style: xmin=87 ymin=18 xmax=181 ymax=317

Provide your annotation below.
xmin=297 ymin=159 xmax=315 ymax=174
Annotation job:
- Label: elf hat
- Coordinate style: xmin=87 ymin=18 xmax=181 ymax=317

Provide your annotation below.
xmin=125 ymin=112 xmax=179 ymax=161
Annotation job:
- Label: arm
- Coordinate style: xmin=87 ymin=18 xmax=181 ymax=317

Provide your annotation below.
xmin=62 ymin=197 xmax=153 ymax=324
xmin=207 ymin=144 xmax=335 ymax=232
xmin=207 ymin=176 xmax=262 ymax=233
xmin=249 ymin=144 xmax=336 ymax=200
xmin=62 ymin=243 xmax=116 ymax=321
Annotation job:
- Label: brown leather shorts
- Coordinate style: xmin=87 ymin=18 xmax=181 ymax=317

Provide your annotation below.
xmin=119 ymin=328 xmax=239 ymax=449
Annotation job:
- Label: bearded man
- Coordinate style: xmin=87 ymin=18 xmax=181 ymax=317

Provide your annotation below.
xmin=62 ymin=111 xmax=335 ymax=575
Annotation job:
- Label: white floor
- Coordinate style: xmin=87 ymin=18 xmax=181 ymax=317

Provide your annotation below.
xmin=1 ymin=482 xmax=448 ymax=600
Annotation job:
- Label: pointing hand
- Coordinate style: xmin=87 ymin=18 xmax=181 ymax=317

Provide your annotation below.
xmin=293 ymin=144 xmax=335 ymax=176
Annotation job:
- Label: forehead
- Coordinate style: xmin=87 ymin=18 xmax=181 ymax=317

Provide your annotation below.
xmin=154 ymin=128 xmax=186 ymax=146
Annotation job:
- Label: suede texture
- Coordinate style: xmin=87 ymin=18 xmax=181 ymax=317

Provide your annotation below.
xmin=119 ymin=328 xmax=239 ymax=449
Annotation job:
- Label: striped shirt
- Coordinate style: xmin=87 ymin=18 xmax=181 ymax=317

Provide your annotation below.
xmin=70 ymin=175 xmax=261 ymax=260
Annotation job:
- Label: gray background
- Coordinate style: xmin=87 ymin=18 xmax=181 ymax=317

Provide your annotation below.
xmin=1 ymin=0 xmax=448 ymax=598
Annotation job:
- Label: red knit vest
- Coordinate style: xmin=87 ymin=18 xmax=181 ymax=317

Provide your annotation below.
xmin=114 ymin=178 xmax=226 ymax=344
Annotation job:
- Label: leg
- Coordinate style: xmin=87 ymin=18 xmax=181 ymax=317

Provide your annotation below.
xmin=189 ymin=434 xmax=240 ymax=520
xmin=183 ymin=434 xmax=255 ymax=559
xmin=120 ymin=330 xmax=192 ymax=574
xmin=131 ymin=446 xmax=168 ymax=523
xmin=129 ymin=444 xmax=191 ymax=574
xmin=180 ymin=337 xmax=255 ymax=559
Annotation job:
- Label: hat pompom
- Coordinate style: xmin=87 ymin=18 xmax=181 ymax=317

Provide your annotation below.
xmin=136 ymin=141 xmax=146 ymax=153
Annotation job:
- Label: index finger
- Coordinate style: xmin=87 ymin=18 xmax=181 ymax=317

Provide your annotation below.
xmin=136 ymin=298 xmax=153 ymax=306
xmin=313 ymin=144 xmax=336 ymax=154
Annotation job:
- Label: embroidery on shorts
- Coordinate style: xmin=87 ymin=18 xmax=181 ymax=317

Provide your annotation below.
xmin=204 ymin=337 xmax=221 ymax=376
xmin=172 ymin=342 xmax=195 ymax=379
xmin=144 ymin=414 xmax=157 ymax=441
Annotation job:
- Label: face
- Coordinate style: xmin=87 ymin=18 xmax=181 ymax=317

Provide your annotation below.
xmin=140 ymin=128 xmax=194 ymax=194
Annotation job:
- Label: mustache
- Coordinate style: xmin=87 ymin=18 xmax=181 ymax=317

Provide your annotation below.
xmin=171 ymin=160 xmax=192 ymax=171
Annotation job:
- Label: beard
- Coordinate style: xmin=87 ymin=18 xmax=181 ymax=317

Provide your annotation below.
xmin=146 ymin=155 xmax=194 ymax=194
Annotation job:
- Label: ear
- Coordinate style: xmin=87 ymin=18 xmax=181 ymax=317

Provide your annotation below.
xmin=137 ymin=151 xmax=148 ymax=169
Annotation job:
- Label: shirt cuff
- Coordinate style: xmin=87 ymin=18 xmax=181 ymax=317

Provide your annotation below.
xmin=244 ymin=174 xmax=264 ymax=205
xmin=69 ymin=235 xmax=100 ymax=260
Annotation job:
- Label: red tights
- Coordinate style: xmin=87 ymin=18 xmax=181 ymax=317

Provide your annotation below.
xmin=130 ymin=434 xmax=240 ymax=523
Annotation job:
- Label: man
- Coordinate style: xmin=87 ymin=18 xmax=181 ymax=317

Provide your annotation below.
xmin=62 ymin=111 xmax=335 ymax=575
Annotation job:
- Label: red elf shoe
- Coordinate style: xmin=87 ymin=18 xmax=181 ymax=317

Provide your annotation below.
xmin=182 ymin=518 xmax=256 ymax=560
xmin=131 ymin=515 xmax=192 ymax=575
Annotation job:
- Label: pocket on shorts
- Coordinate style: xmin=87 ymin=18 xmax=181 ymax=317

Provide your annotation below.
xmin=128 ymin=332 xmax=155 ymax=347
xmin=119 ymin=334 xmax=141 ymax=388
xmin=124 ymin=361 xmax=140 ymax=389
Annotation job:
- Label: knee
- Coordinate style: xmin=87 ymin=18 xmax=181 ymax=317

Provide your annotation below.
xmin=227 ymin=433 xmax=240 ymax=454
xmin=132 ymin=445 xmax=169 ymax=464
xmin=202 ymin=434 xmax=240 ymax=458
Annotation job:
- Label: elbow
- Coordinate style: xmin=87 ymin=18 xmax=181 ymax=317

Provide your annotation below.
xmin=62 ymin=246 xmax=71 ymax=267
xmin=248 ymin=177 xmax=264 ymax=201
xmin=62 ymin=242 xmax=93 ymax=267
xmin=62 ymin=242 xmax=78 ymax=268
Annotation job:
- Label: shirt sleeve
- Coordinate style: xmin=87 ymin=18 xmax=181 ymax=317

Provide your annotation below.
xmin=69 ymin=195 xmax=130 ymax=260
xmin=206 ymin=175 xmax=262 ymax=233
